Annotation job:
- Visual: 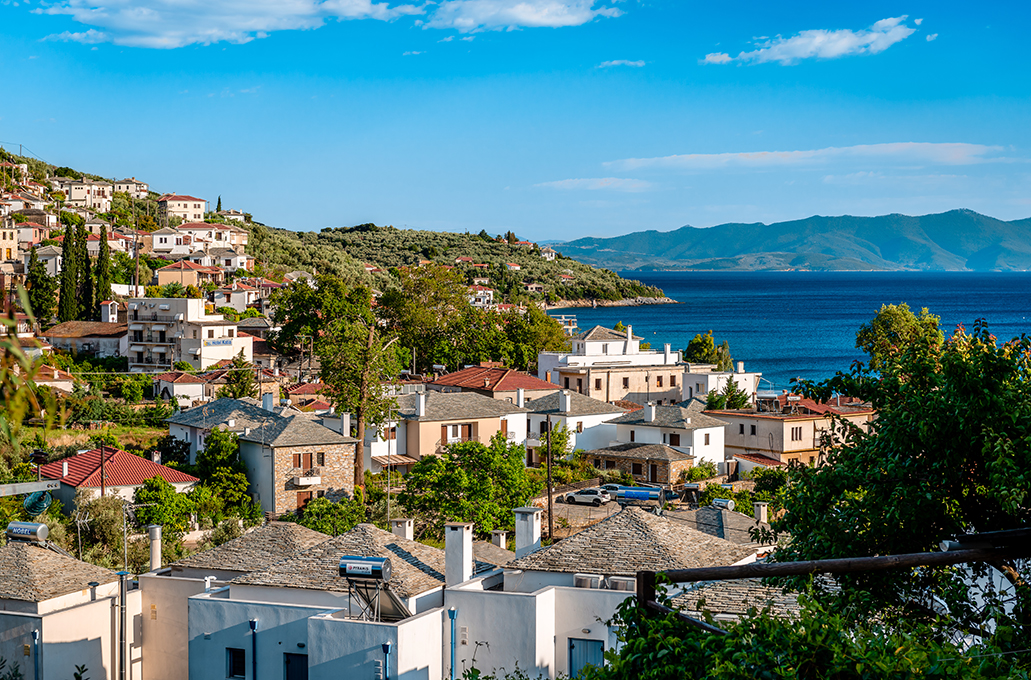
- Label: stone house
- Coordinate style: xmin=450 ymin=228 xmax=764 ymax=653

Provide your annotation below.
xmin=238 ymin=414 xmax=358 ymax=515
xmin=584 ymin=442 xmax=694 ymax=485
xmin=608 ymin=400 xmax=728 ymax=465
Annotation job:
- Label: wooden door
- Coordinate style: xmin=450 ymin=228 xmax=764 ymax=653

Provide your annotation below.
xmin=669 ymin=433 xmax=681 ymax=447
xmin=461 ymin=424 xmax=472 ymax=441
xmin=649 ymin=464 xmax=658 ymax=483
xmin=500 ymin=419 xmax=508 ymax=437
xmin=442 ymin=425 xmax=448 ymax=444
xmin=301 ymin=452 xmax=313 ymax=470
xmin=296 ymin=491 xmax=312 ymax=509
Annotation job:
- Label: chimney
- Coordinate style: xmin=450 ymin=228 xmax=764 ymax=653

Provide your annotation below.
xmin=645 ymin=403 xmax=656 ymax=422
xmin=150 ymin=451 xmax=160 ymax=465
xmin=391 ymin=518 xmax=414 ymax=541
xmin=62 ymin=461 xmax=68 ymax=477
xmin=754 ymin=502 xmax=769 ymax=524
xmin=516 ymin=388 xmax=525 ymax=408
xmin=491 ymin=530 xmax=508 ymax=549
xmin=416 ymin=393 xmax=427 ymax=417
xmin=340 ymin=412 xmax=351 ymax=436
xmin=273 ymin=365 xmax=279 ymax=377
xmin=513 ymin=507 xmax=542 ymax=558
xmin=444 ymin=522 xmax=474 ymax=586
xmin=664 ymin=343 xmax=671 ymax=363
xmin=148 ymin=525 xmax=162 ymax=571
xmin=737 ymin=361 xmax=744 ymax=374
xmin=559 ymin=390 xmax=571 ymax=413
xmin=204 ymin=576 xmax=216 ymax=593
xmin=626 ymin=325 xmax=632 ymax=340
xmin=262 ymin=392 xmax=274 ymax=412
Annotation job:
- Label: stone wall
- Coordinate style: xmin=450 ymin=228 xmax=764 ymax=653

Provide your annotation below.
xmin=272 ymin=442 xmax=356 ymax=514
xmin=592 ymin=453 xmax=693 ymax=485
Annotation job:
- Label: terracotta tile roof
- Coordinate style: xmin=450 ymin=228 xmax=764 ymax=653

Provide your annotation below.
xmin=467 ymin=285 xmax=493 ymax=292
xmin=152 ymin=371 xmax=207 ymax=384
xmin=430 ymin=366 xmax=555 ymax=393
xmin=158 ymin=194 xmax=205 ymax=202
xmin=732 ymin=452 xmax=784 ymax=467
xmin=287 ymin=382 xmax=326 ymax=395
xmin=0 ymin=542 xmax=119 ymax=602
xmin=232 ymin=523 xmax=494 ymax=599
xmin=508 ymin=506 xmax=755 ymax=576
xmin=157 ymin=260 xmax=221 ymax=273
xmin=172 ymin=522 xmax=330 ymax=574
xmin=44 ymin=320 xmax=127 ymax=339
xmin=39 ymin=447 xmax=199 ymax=488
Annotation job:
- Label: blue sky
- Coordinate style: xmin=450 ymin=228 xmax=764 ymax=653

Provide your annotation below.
xmin=1 ymin=1 xmax=1028 ymax=240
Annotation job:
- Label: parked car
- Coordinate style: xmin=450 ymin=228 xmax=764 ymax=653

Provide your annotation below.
xmin=562 ymin=488 xmax=611 ymax=506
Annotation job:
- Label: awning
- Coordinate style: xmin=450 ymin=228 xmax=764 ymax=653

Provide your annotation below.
xmin=190 ymin=348 xmax=201 ymax=355
xmin=130 ymin=345 xmax=144 ymax=352
xmin=129 ymin=324 xmax=143 ymax=330
xmin=150 ymin=325 xmax=167 ymax=331
xmin=372 ymin=454 xmax=419 ymax=466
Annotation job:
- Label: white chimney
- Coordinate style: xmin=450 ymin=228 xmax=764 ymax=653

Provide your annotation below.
xmin=559 ymin=390 xmax=572 ymax=413
xmin=516 ymin=388 xmax=525 ymax=408
xmin=416 ymin=393 xmax=427 ymax=417
xmin=150 ymin=451 xmax=160 ymax=465
xmin=514 ymin=507 xmax=542 ymax=558
xmin=148 ymin=525 xmax=162 ymax=571
xmin=62 ymin=461 xmax=68 ymax=477
xmin=645 ymin=403 xmax=656 ymax=422
xmin=664 ymin=343 xmax=671 ymax=363
xmin=262 ymin=391 xmax=274 ymax=412
xmin=444 ymin=522 xmax=474 ymax=587
xmin=391 ymin=518 xmax=414 ymax=541
xmin=754 ymin=502 xmax=769 ymax=524
xmin=204 ymin=576 xmax=216 ymax=593
xmin=340 ymin=412 xmax=351 ymax=436
xmin=491 ymin=530 xmax=508 ymax=549
xmin=273 ymin=366 xmax=279 ymax=377
xmin=737 ymin=361 xmax=744 ymax=374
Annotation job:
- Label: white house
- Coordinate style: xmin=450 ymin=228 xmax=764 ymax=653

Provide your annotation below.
xmin=164 ymin=397 xmax=281 ymax=463
xmin=682 ymin=362 xmax=763 ymax=403
xmin=211 ymin=282 xmax=260 ymax=313
xmin=123 ymin=297 xmax=252 ymax=372
xmin=158 ymin=194 xmax=206 ymax=224
xmin=540 ymin=246 xmax=557 ymax=261
xmin=150 ymin=227 xmax=192 ymax=256
xmin=607 ymin=400 xmax=728 ymax=466
xmin=467 ymin=285 xmax=494 ymax=308
xmin=25 ymin=244 xmax=62 ymax=276
xmin=524 ymin=390 xmax=627 ymax=467
xmin=153 ymin=370 xmax=208 ymax=408
xmin=114 ymin=177 xmax=149 ymax=198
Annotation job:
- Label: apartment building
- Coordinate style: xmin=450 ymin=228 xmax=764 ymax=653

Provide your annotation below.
xmin=157 ymin=194 xmax=206 ymax=223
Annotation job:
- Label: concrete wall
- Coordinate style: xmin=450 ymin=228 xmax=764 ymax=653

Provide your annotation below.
xmin=238 ymin=441 xmax=273 ymax=513
xmin=140 ymin=572 xmax=227 ymax=680
xmin=308 ymin=608 xmax=443 ymax=680
xmin=407 ymin=417 xmax=510 ymax=459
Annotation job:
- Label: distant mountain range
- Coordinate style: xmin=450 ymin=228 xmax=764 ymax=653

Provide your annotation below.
xmin=558 ymin=210 xmax=1031 ymax=271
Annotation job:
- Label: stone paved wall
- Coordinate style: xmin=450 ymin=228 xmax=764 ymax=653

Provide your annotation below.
xmin=272 ymin=442 xmax=355 ymax=514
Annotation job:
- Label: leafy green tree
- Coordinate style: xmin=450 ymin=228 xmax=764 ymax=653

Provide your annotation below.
xmin=58 ymin=223 xmax=78 ymax=322
xmin=153 ymin=434 xmax=191 ymax=466
xmin=268 ymin=274 xmax=352 ymax=354
xmin=207 ymin=518 xmax=242 ymax=546
xmin=206 ymin=466 xmax=251 ymax=509
xmin=317 ymin=286 xmax=404 ymax=490
xmin=196 ymin=427 xmax=242 ymax=479
xmin=398 ymin=433 xmax=541 ymax=537
xmin=283 ymin=496 xmax=365 ymax=536
xmin=133 ymin=476 xmax=195 ymax=541
xmin=185 ymin=284 xmax=202 ymax=298
xmin=94 ymin=224 xmax=112 ymax=315
xmin=770 ymin=317 xmax=1031 ymax=640
xmin=161 ymin=282 xmax=186 ymax=298
xmin=216 ymin=350 xmax=257 ymax=400
xmin=684 ymin=330 xmax=717 ymax=364
xmin=120 ymin=376 xmax=146 ymax=404
xmin=25 ymin=247 xmax=57 ymax=326
xmin=855 ymin=302 xmax=943 ymax=371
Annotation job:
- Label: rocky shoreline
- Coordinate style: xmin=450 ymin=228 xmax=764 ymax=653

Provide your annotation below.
xmin=547 ymin=296 xmax=679 ymax=310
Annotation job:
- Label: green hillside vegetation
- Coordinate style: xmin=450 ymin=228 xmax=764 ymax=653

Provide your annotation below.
xmin=248 ymin=223 xmax=664 ymax=304
xmin=560 ymin=209 xmax=1031 ymax=272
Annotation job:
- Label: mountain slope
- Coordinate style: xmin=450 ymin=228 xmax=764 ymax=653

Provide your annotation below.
xmin=559 ymin=210 xmax=1031 ymax=271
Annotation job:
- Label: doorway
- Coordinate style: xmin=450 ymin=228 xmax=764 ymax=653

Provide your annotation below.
xmin=284 ymin=653 xmax=307 ymax=680
xmin=568 ymin=638 xmax=604 ymax=678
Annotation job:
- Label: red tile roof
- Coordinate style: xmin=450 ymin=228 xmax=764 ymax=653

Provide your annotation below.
xmin=157 ymin=194 xmax=205 ymax=203
xmin=40 ymin=447 xmax=199 ymax=488
xmin=287 ymin=382 xmax=326 ymax=395
xmin=733 ymin=452 xmax=784 ymax=467
xmin=152 ymin=371 xmax=207 ymax=384
xmin=468 ymin=285 xmax=493 ymax=292
xmin=430 ymin=365 xmax=555 ymax=393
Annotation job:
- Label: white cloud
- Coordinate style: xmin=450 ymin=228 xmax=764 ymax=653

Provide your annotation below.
xmin=607 ymin=142 xmax=1007 ymax=171
xmin=35 ymin=0 xmax=422 ymax=49
xmin=425 ymin=0 xmax=622 ymax=33
xmin=460 ymin=35 xmax=475 ymax=40
xmin=402 ymin=50 xmax=424 ymax=55
xmin=914 ymin=18 xmax=923 ymax=25
xmin=44 ymin=28 xmax=108 ymax=44
xmin=438 ymin=35 xmax=454 ymax=41
xmin=535 ymin=177 xmax=653 ymax=192
xmin=926 ymin=33 xmax=938 ymax=41
xmin=703 ymin=16 xmax=917 ymax=65
xmin=598 ymin=59 xmax=644 ymax=68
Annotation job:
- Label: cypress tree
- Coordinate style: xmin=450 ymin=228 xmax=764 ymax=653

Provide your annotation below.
xmin=57 ymin=223 xmax=78 ymax=322
xmin=216 ymin=195 xmax=222 ymax=212
xmin=75 ymin=223 xmax=94 ymax=320
xmin=94 ymin=223 xmax=112 ymax=316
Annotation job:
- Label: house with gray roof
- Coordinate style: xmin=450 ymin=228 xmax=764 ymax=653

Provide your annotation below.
xmin=672 ymin=578 xmax=801 ymax=622
xmin=584 ymin=441 xmax=695 ymax=485
xmin=524 ymin=389 xmax=628 ymax=466
xmin=170 ymin=522 xmax=331 ymax=579
xmin=608 ymin=401 xmax=729 ymax=465
xmin=165 ymin=396 xmax=282 ymax=463
xmin=239 ymin=414 xmax=359 ymax=516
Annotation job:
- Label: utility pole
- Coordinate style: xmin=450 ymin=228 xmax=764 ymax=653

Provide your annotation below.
xmin=546 ymin=414 xmax=554 ymax=542
xmin=100 ymin=443 xmax=106 ymax=497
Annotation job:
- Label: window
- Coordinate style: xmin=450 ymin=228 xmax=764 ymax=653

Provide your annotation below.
xmin=576 ymin=421 xmax=584 ymax=433
xmin=622 ymin=377 xmax=629 ymax=389
xmin=602 ymin=343 xmax=609 ymax=353
xmin=226 ymin=648 xmax=245 ymax=678
xmin=669 ymin=433 xmax=680 ymax=447
xmin=595 ymin=378 xmax=602 ymax=390
xmin=605 ymin=460 xmax=616 ymax=470
xmin=656 ymin=376 xmax=663 ymax=388
xmin=564 ymin=377 xmax=570 ymax=389
xmin=629 ymin=429 xmax=635 ymax=442
xmin=292 ymin=453 xmax=302 ymax=468
xmin=317 ymin=490 xmax=325 ymax=498
xmin=385 ymin=427 xmax=397 ymax=441
xmin=316 ymin=452 xmax=325 ymax=466
xmin=593 ymin=458 xmax=601 ymax=468
xmin=750 ymin=424 xmax=757 ymax=436
xmin=670 ymin=375 xmax=676 ymax=387
xmin=208 ymin=329 xmax=215 ymax=339
xmin=227 ymin=329 xmax=234 ymax=338
xmin=791 ymin=426 xmax=803 ymax=441
xmin=809 ymin=456 xmax=816 ymax=464
xmin=631 ymin=463 xmax=643 ymax=476
xmin=739 ymin=424 xmax=745 ymax=435
xmin=704 ymin=433 xmax=710 ymax=445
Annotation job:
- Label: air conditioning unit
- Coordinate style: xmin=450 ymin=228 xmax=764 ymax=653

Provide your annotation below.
xmin=608 ymin=576 xmax=636 ymax=591
xmin=574 ymin=573 xmax=603 ymax=589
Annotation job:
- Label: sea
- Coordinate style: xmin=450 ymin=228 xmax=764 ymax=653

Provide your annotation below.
xmin=552 ymin=271 xmax=1031 ymax=391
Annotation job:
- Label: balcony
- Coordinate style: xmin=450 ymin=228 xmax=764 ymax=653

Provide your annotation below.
xmin=293 ymin=467 xmax=322 ymax=485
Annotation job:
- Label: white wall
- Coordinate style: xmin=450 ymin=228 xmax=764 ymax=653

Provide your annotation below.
xmin=237 ymin=442 xmax=273 ymax=513
xmin=308 ymin=609 xmax=443 ymax=680
xmin=140 ymin=572 xmax=227 ymax=680
xmin=527 ymin=413 xmax=619 ymax=453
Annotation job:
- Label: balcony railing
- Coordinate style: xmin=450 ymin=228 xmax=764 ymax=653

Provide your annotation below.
xmin=130 ymin=313 xmax=179 ymax=322
xmin=292 ymin=467 xmax=323 ymax=486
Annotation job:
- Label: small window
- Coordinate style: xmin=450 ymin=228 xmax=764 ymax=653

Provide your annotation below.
xmin=656 ymin=376 xmax=663 ymax=388
xmin=316 ymin=452 xmax=325 ymax=466
xmin=292 ymin=453 xmax=302 ymax=468
xmin=631 ymin=463 xmax=643 ymax=476
xmin=208 ymin=329 xmax=215 ymax=339
xmin=594 ymin=378 xmax=602 ymax=390
xmin=605 ymin=460 xmax=616 ymax=470
xmin=593 ymin=458 xmax=601 ymax=468
xmin=316 ymin=490 xmax=325 ymax=498
xmin=809 ymin=456 xmax=816 ymax=464
xmin=629 ymin=429 xmax=635 ymax=442
xmin=739 ymin=424 xmax=745 ymax=435
xmin=226 ymin=648 xmax=245 ymax=679
xmin=704 ymin=433 xmax=710 ymax=445
xmin=564 ymin=377 xmax=570 ymax=389
xmin=670 ymin=375 xmax=676 ymax=387
xmin=750 ymin=425 xmax=757 ymax=436
xmin=622 ymin=377 xmax=629 ymax=389
xmin=576 ymin=421 xmax=584 ymax=433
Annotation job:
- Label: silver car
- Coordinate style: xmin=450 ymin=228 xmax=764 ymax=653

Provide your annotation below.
xmin=563 ymin=488 xmax=611 ymax=506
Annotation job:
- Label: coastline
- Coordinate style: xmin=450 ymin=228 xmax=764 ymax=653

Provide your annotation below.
xmin=547 ymin=296 xmax=679 ymax=310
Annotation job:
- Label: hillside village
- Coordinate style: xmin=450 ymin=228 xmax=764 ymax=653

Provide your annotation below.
xmin=0 ymin=152 xmax=1027 ymax=680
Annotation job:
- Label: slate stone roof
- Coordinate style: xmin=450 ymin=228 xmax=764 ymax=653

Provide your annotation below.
xmin=236 ymin=316 xmax=272 ymax=330
xmin=528 ymin=391 xmax=626 ymax=417
xmin=472 ymin=541 xmax=515 ymax=567
xmin=664 ymin=507 xmax=773 ymax=546
xmin=172 ymin=522 xmax=330 ymax=574
xmin=609 ymin=405 xmax=728 ymax=431
xmin=238 ymin=414 xmax=357 ymax=447
xmin=394 ymin=391 xmax=528 ymax=422
xmin=577 ymin=325 xmax=641 ymax=341
xmin=233 ymin=523 xmax=494 ymax=599
xmin=672 ymin=578 xmax=801 ymax=619
xmin=507 ymin=506 xmax=755 ymax=576
xmin=585 ymin=442 xmax=693 ymax=462
xmin=0 ymin=542 xmax=119 ymax=602
xmin=165 ymin=397 xmax=281 ymax=432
